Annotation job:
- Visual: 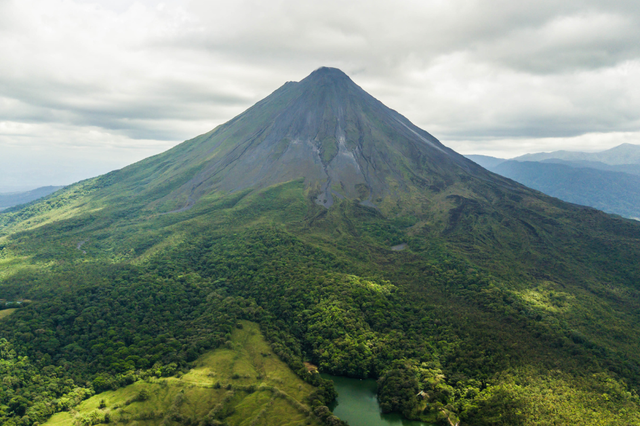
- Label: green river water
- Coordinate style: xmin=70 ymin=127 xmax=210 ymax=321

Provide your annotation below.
xmin=322 ymin=374 xmax=432 ymax=426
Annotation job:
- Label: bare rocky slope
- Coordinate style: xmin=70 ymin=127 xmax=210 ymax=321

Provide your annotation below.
xmin=106 ymin=67 xmax=519 ymax=215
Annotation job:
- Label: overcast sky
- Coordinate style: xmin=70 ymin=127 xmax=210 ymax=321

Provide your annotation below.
xmin=1 ymin=0 xmax=640 ymax=191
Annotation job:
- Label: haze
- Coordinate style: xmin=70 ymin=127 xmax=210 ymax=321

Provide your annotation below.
xmin=1 ymin=0 xmax=640 ymax=191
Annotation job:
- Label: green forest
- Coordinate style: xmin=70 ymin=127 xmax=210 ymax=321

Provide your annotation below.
xmin=1 ymin=176 xmax=640 ymax=425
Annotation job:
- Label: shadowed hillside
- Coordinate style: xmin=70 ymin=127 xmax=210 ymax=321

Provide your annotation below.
xmin=468 ymin=153 xmax=640 ymax=219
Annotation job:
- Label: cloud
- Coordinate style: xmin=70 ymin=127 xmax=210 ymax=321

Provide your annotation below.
xmin=1 ymin=0 xmax=640 ymax=190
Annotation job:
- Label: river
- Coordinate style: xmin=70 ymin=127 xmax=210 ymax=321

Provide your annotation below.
xmin=322 ymin=374 xmax=432 ymax=426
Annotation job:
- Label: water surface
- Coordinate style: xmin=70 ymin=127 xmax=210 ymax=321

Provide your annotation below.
xmin=322 ymin=374 xmax=431 ymax=426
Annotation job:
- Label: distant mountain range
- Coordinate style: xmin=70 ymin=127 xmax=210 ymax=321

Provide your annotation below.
xmin=0 ymin=186 xmax=63 ymax=211
xmin=467 ymin=144 xmax=640 ymax=219
xmin=515 ymin=143 xmax=640 ymax=165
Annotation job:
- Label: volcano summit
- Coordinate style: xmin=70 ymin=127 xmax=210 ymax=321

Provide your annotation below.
xmin=115 ymin=67 xmax=507 ymax=215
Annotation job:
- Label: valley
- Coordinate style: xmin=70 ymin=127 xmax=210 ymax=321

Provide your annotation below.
xmin=467 ymin=145 xmax=640 ymax=219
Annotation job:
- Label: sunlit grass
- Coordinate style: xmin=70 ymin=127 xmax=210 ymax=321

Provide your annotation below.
xmin=44 ymin=321 xmax=322 ymax=426
xmin=0 ymin=309 xmax=15 ymax=320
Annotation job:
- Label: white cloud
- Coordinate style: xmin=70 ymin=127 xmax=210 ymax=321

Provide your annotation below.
xmin=1 ymin=0 xmax=640 ymax=190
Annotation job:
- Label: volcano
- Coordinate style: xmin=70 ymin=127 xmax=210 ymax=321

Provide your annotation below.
xmin=2 ymin=68 xmax=640 ymax=426
xmin=111 ymin=67 xmax=516 ymax=215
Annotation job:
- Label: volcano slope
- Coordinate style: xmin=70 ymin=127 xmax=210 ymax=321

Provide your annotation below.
xmin=2 ymin=67 xmax=640 ymax=425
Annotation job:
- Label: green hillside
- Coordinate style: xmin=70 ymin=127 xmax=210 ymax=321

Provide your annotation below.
xmin=44 ymin=321 xmax=324 ymax=426
xmin=2 ymin=68 xmax=640 ymax=425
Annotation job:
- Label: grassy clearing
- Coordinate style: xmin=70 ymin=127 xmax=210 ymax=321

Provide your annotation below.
xmin=0 ymin=309 xmax=15 ymax=320
xmin=45 ymin=321 xmax=322 ymax=426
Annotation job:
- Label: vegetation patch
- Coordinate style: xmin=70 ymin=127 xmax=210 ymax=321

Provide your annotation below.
xmin=2 ymin=168 xmax=640 ymax=425
xmin=0 ymin=308 xmax=16 ymax=320
xmin=43 ymin=321 xmax=323 ymax=426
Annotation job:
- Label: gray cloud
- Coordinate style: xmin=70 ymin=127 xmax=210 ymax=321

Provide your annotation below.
xmin=1 ymin=0 xmax=640 ymax=191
